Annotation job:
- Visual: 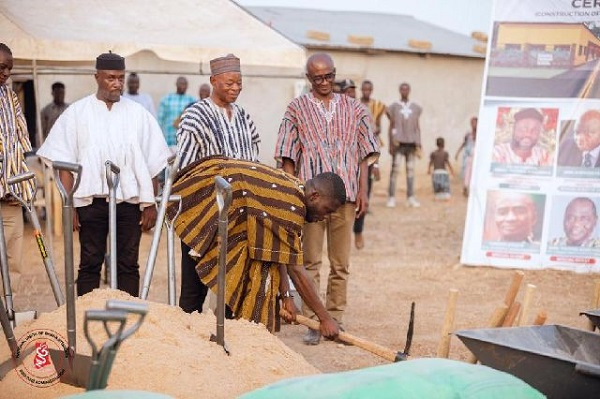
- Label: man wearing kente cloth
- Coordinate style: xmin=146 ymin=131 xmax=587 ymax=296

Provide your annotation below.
xmin=168 ymin=156 xmax=344 ymax=338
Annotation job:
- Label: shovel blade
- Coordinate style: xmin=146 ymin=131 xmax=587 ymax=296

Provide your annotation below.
xmin=48 ymin=348 xmax=92 ymax=387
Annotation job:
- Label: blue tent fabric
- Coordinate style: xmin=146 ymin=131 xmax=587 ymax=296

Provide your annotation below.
xmin=240 ymin=358 xmax=545 ymax=399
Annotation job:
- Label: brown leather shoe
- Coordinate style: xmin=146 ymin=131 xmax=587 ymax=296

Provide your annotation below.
xmin=355 ymin=233 xmax=365 ymax=250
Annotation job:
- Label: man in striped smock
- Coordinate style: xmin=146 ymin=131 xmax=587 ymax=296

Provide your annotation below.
xmin=0 ymin=43 xmax=36 ymax=294
xmin=176 ymin=54 xmax=260 ymax=314
xmin=169 ymin=156 xmax=343 ymax=337
xmin=275 ymin=53 xmax=379 ymax=345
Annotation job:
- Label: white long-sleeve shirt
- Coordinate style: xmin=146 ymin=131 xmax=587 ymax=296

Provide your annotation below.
xmin=37 ymin=95 xmax=170 ymax=208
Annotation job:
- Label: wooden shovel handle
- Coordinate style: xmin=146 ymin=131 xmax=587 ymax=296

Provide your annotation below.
xmin=294 ymin=314 xmax=400 ymax=362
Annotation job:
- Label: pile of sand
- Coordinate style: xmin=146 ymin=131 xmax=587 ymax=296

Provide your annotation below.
xmin=0 ymin=289 xmax=319 ymax=398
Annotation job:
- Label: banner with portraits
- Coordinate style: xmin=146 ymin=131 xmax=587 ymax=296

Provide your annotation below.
xmin=461 ymin=0 xmax=600 ymax=272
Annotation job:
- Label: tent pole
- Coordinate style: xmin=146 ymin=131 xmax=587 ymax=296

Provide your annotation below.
xmin=32 ymin=59 xmax=55 ymax=255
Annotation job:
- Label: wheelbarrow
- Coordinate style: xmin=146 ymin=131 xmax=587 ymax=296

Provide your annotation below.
xmin=455 ymin=325 xmax=600 ymax=399
xmin=580 ymin=309 xmax=600 ymax=330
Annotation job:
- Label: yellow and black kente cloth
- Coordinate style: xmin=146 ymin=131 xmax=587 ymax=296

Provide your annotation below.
xmin=168 ymin=156 xmax=306 ymax=332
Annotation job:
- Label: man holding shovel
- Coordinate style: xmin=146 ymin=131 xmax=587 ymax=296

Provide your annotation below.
xmin=37 ymin=52 xmax=170 ymax=297
xmin=168 ymin=156 xmax=344 ymax=338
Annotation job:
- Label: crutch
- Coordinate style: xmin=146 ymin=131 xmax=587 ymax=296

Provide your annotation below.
xmin=209 ymin=176 xmax=232 ymax=355
xmin=140 ymin=154 xmax=176 ymax=300
xmin=105 ymin=161 xmax=120 ymax=290
xmin=155 ymin=194 xmax=182 ymax=306
xmin=6 ymin=171 xmax=64 ymax=306
xmin=53 ymin=161 xmax=82 ymax=361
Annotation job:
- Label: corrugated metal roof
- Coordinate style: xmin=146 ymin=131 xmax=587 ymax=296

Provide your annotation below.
xmin=247 ymin=6 xmax=486 ymax=59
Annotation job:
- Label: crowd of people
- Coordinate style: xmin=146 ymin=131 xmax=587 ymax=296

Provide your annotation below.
xmin=1 ymin=42 xmax=478 ymax=345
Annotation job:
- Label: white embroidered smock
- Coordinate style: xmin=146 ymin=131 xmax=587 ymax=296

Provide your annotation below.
xmin=37 ymin=95 xmax=170 ymax=208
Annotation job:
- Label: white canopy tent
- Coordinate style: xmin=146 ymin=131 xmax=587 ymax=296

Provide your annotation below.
xmin=0 ymin=0 xmax=307 ymax=240
xmin=0 ymin=0 xmax=306 ymax=69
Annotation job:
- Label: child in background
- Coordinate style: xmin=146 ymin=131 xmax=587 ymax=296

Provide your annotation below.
xmin=428 ymin=137 xmax=454 ymax=200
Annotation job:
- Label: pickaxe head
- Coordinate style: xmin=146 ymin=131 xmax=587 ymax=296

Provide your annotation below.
xmin=394 ymin=301 xmax=415 ymax=362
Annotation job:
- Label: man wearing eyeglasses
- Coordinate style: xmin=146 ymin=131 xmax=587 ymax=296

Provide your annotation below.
xmin=275 ymin=53 xmax=379 ymax=346
xmin=558 ymin=110 xmax=600 ymax=168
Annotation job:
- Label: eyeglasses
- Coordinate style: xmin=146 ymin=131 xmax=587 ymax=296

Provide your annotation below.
xmin=308 ymin=71 xmax=336 ymax=85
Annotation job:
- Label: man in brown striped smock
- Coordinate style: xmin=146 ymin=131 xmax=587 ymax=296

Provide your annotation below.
xmin=168 ymin=156 xmax=345 ymax=337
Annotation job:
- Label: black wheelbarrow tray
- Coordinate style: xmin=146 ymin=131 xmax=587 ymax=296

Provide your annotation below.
xmin=580 ymin=309 xmax=600 ymax=329
xmin=455 ymin=325 xmax=600 ymax=399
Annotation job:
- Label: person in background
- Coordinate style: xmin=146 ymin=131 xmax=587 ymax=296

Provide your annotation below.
xmin=198 ymin=83 xmax=211 ymax=100
xmin=41 ymin=82 xmax=69 ymax=141
xmin=157 ymin=76 xmax=196 ymax=150
xmin=428 ymin=137 xmax=454 ymax=200
xmin=461 ymin=117 xmax=478 ymax=197
xmin=387 ymin=82 xmax=422 ymax=208
xmin=122 ymin=72 xmax=156 ymax=117
xmin=340 ymin=78 xmax=378 ymax=250
xmin=455 ymin=117 xmax=477 ymax=180
xmin=360 ymin=80 xmax=387 ymax=148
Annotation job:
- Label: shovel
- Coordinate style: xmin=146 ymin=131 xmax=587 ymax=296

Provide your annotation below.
xmin=154 ymin=194 xmax=182 ymax=306
xmin=6 ymin=171 xmax=64 ymax=306
xmin=140 ymin=154 xmax=176 ymax=300
xmin=287 ymin=301 xmax=415 ymax=363
xmin=84 ymin=309 xmax=128 ymax=391
xmin=105 ymin=161 xmax=120 ymax=290
xmin=209 ymin=176 xmax=232 ymax=355
xmin=49 ymin=300 xmax=148 ymax=389
xmin=52 ymin=161 xmax=82 ymax=363
xmin=94 ymin=300 xmax=148 ymax=389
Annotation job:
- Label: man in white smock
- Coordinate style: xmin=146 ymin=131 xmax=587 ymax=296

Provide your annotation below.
xmin=37 ymin=52 xmax=170 ymax=296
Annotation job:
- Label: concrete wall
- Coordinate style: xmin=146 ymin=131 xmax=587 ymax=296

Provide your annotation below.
xmin=20 ymin=48 xmax=485 ymax=171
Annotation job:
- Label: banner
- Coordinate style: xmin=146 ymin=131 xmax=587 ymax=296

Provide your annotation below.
xmin=461 ymin=0 xmax=600 ymax=272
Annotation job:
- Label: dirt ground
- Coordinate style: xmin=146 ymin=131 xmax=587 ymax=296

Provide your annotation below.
xmin=8 ymin=169 xmax=599 ymax=382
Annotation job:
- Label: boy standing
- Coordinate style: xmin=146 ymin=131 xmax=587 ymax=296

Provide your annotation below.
xmin=428 ymin=137 xmax=454 ymax=200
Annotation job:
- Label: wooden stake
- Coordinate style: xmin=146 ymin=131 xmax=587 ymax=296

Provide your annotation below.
xmin=502 ymin=302 xmax=521 ymax=327
xmin=586 ymin=280 xmax=600 ymax=331
xmin=533 ymin=310 xmax=547 ymax=326
xmin=436 ymin=289 xmax=459 ymax=358
xmin=466 ymin=304 xmax=508 ymax=364
xmin=517 ymin=284 xmax=536 ymax=326
xmin=504 ymin=271 xmax=524 ymax=308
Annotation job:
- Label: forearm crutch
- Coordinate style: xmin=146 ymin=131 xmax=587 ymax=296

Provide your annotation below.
xmin=53 ymin=161 xmax=83 ymax=359
xmin=140 ymin=154 xmax=176 ymax=300
xmin=6 ymin=172 xmax=64 ymax=306
xmin=105 ymin=161 xmax=120 ymax=290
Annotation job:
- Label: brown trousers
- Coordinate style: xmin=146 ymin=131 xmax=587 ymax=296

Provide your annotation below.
xmin=301 ymin=203 xmax=354 ymax=324
xmin=1 ymin=203 xmax=24 ymax=293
